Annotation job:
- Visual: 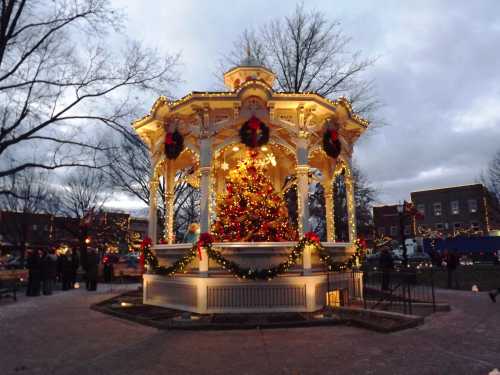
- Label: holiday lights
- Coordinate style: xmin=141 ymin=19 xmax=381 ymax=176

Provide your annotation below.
xmin=211 ymin=151 xmax=298 ymax=242
xmin=143 ymin=233 xmax=367 ymax=280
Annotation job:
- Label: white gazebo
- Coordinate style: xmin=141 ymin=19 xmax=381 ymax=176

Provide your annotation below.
xmin=132 ymin=61 xmax=368 ymax=313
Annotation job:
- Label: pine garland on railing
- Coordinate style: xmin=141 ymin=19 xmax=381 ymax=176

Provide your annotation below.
xmin=142 ymin=232 xmax=366 ymax=280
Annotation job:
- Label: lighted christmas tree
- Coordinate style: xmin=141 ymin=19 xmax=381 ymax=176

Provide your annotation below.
xmin=212 ymin=151 xmax=298 ymax=242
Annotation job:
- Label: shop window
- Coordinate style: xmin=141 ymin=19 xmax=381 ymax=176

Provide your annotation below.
xmin=433 ymin=202 xmax=442 ymax=216
xmin=468 ymin=199 xmax=478 ymax=213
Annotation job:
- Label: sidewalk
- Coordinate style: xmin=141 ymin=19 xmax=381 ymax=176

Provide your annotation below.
xmin=0 ymin=286 xmax=499 ymax=375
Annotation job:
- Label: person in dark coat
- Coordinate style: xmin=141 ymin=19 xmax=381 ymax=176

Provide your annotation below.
xmin=85 ymin=248 xmax=99 ymax=291
xmin=445 ymin=249 xmax=459 ymax=289
xmin=41 ymin=249 xmax=58 ymax=295
xmin=379 ymin=246 xmax=394 ymax=291
xmin=26 ymin=250 xmax=42 ymax=296
xmin=60 ymin=250 xmax=74 ymax=291
xmin=102 ymin=252 xmax=116 ymax=283
xmin=70 ymin=249 xmax=80 ymax=288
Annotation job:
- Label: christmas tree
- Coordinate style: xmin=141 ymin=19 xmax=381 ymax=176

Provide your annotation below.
xmin=211 ymin=151 xmax=298 ymax=242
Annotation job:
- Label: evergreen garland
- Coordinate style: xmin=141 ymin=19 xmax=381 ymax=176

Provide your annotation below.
xmin=143 ymin=233 xmax=366 ymax=280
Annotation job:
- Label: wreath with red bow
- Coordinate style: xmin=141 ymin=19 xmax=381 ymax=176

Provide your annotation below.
xmin=239 ymin=116 xmax=269 ymax=148
xmin=323 ymin=129 xmax=341 ymax=158
xmin=164 ymin=130 xmax=184 ymax=160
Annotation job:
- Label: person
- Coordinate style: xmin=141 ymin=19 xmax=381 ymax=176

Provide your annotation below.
xmin=60 ymin=249 xmax=74 ymax=291
xmin=85 ymin=248 xmax=99 ymax=291
xmin=445 ymin=249 xmax=459 ymax=289
xmin=379 ymin=246 xmax=394 ymax=291
xmin=26 ymin=249 xmax=42 ymax=296
xmin=41 ymin=249 xmax=58 ymax=295
xmin=489 ymin=288 xmax=500 ymax=302
xmin=70 ymin=249 xmax=80 ymax=288
xmin=102 ymin=252 xmax=115 ymax=283
xmin=183 ymin=223 xmax=200 ymax=244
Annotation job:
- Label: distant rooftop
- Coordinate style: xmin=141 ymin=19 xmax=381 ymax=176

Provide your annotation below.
xmin=411 ymin=183 xmax=484 ymax=195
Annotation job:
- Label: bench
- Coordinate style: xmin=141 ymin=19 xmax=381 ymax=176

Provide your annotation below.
xmin=0 ymin=278 xmax=18 ymax=301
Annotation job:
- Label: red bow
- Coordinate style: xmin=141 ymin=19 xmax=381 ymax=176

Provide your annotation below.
xmin=197 ymin=241 xmax=203 ymax=260
xmin=197 ymin=233 xmax=213 ymax=260
xmin=304 ymin=231 xmax=320 ymax=243
xmin=329 ymin=130 xmax=339 ymax=142
xmin=140 ymin=237 xmax=152 ymax=250
xmin=165 ymin=133 xmax=174 ymax=145
xmin=139 ymin=253 xmax=145 ymax=272
xmin=248 ymin=116 xmax=261 ymax=131
xmin=358 ymin=238 xmax=367 ymax=249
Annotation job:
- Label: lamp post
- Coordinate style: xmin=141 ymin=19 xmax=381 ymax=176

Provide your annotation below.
xmin=397 ymin=201 xmax=408 ymax=268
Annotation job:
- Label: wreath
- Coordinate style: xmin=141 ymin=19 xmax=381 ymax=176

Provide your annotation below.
xmin=164 ymin=130 xmax=184 ymax=160
xmin=239 ymin=116 xmax=269 ymax=148
xmin=323 ymin=129 xmax=341 ymax=158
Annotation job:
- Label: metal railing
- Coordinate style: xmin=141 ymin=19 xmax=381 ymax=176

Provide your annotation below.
xmin=362 ymin=268 xmax=436 ymax=315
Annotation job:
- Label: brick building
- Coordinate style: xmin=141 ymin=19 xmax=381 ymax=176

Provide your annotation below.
xmin=0 ymin=211 xmax=53 ymax=254
xmin=373 ymin=205 xmax=415 ymax=241
xmin=410 ymin=184 xmax=500 ymax=236
xmin=0 ymin=210 xmax=149 ymax=255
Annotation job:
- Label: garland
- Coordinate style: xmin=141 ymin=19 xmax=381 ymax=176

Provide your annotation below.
xmin=323 ymin=129 xmax=341 ymax=158
xmin=239 ymin=116 xmax=269 ymax=148
xmin=143 ymin=232 xmax=366 ymax=280
xmin=155 ymin=247 xmax=198 ymax=276
xmin=164 ymin=129 xmax=184 ymax=159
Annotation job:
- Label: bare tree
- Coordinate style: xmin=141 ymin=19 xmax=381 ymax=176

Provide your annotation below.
xmin=483 ymin=149 xmax=500 ymax=199
xmin=481 ymin=149 xmax=500 ymax=223
xmin=104 ymin=131 xmax=152 ymax=207
xmin=306 ymin=165 xmax=376 ymax=241
xmin=102 ymin=129 xmax=200 ymax=241
xmin=58 ymin=168 xmax=108 ymax=219
xmin=222 ymin=4 xmax=377 ymax=117
xmin=0 ymin=0 xmax=179 ymax=181
xmin=51 ymin=167 xmax=110 ymax=260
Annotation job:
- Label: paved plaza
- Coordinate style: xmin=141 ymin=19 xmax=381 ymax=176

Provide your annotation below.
xmin=1 ymin=285 xmax=499 ymax=375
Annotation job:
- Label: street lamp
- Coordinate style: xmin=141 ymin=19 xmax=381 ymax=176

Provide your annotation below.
xmin=397 ymin=202 xmax=408 ymax=267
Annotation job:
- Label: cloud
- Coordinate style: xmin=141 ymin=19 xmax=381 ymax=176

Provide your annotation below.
xmin=113 ymin=0 xmax=500 ymax=207
xmin=450 ymin=95 xmax=500 ymax=133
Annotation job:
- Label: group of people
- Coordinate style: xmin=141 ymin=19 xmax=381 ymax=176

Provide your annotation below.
xmin=25 ymin=247 xmax=101 ymax=296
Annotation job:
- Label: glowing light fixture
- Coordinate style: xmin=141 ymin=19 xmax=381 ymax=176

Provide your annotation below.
xmin=232 ymin=146 xmax=239 ymax=152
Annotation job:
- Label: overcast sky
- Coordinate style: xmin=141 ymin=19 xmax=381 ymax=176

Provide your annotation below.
xmin=108 ymin=0 xmax=500 ymax=209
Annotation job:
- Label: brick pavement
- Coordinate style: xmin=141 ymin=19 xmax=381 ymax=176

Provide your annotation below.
xmin=0 ymin=286 xmax=499 ymax=375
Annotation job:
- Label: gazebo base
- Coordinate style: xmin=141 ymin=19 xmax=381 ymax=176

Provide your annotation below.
xmin=143 ymin=271 xmax=363 ymax=314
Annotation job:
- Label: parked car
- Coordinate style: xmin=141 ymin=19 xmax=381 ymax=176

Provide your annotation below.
xmin=5 ymin=256 xmax=24 ymax=269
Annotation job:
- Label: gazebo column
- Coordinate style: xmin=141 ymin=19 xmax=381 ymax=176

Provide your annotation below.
xmin=295 ymin=133 xmax=310 ymax=236
xmin=199 ymin=137 xmax=212 ymax=276
xmin=164 ymin=160 xmax=175 ymax=244
xmin=325 ymin=181 xmax=336 ymax=242
xmin=345 ymin=161 xmax=357 ymax=243
xmin=148 ymin=175 xmax=158 ymax=244
xmin=296 ymin=132 xmax=311 ymax=274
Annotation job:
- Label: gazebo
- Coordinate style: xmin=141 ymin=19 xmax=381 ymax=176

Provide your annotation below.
xmin=132 ymin=60 xmax=369 ymax=313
